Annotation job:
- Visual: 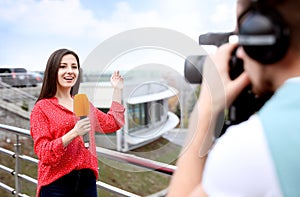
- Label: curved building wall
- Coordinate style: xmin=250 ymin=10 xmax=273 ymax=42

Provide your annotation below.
xmin=79 ymin=81 xmax=179 ymax=152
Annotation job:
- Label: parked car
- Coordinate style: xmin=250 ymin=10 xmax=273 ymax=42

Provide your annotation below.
xmin=28 ymin=71 xmax=43 ymax=85
xmin=0 ymin=68 xmax=37 ymax=87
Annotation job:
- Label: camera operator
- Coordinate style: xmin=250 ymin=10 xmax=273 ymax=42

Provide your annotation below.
xmin=167 ymin=0 xmax=300 ymax=196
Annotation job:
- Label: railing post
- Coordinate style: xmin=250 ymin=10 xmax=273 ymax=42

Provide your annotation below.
xmin=14 ymin=135 xmax=21 ymax=196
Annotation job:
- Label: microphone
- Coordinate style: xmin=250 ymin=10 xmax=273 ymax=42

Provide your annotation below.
xmin=74 ymin=94 xmax=90 ymax=148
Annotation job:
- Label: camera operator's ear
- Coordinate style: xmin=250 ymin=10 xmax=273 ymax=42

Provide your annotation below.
xmin=237 ymin=0 xmax=290 ymax=64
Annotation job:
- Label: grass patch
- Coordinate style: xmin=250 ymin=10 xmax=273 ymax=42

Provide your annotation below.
xmin=0 ymin=137 xmax=181 ymax=197
xmin=98 ymin=138 xmax=181 ymax=196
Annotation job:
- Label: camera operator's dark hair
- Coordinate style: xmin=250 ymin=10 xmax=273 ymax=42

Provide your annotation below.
xmin=264 ymin=0 xmax=300 ymax=52
xmin=277 ymin=0 xmax=300 ymax=52
xmin=37 ymin=49 xmax=80 ymax=103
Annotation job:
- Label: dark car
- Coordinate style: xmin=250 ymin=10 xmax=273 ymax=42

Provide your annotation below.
xmin=28 ymin=71 xmax=43 ymax=86
xmin=0 ymin=68 xmax=36 ymax=87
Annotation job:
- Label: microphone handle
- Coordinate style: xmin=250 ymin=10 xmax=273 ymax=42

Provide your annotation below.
xmin=80 ymin=116 xmax=90 ymax=148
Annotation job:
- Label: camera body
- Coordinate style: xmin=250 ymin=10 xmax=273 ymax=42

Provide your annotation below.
xmin=184 ymin=32 xmax=268 ymax=136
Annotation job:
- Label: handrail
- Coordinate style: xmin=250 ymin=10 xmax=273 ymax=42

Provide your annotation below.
xmin=0 ymin=124 xmax=30 ymax=137
xmin=0 ymin=123 xmax=176 ymax=196
xmin=97 ymin=147 xmax=176 ymax=175
xmin=0 ymin=124 xmax=176 ymax=174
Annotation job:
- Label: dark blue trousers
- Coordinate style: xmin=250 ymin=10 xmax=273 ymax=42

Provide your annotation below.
xmin=40 ymin=169 xmax=97 ymax=197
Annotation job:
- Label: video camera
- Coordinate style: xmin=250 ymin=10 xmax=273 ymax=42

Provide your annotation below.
xmin=184 ymin=32 xmax=268 ymax=136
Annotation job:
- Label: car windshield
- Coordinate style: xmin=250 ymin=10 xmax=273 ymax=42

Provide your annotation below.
xmin=13 ymin=68 xmax=27 ymax=73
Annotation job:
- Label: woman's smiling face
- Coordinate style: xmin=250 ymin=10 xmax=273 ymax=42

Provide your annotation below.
xmin=57 ymin=54 xmax=79 ymax=90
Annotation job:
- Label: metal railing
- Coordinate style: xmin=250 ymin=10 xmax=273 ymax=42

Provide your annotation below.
xmin=0 ymin=123 xmax=176 ymax=197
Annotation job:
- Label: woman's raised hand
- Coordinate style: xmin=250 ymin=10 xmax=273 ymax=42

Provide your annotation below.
xmin=110 ymin=70 xmax=124 ymax=90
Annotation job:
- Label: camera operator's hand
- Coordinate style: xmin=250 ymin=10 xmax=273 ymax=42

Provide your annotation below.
xmin=190 ymin=43 xmax=251 ymax=157
xmin=201 ymin=43 xmax=251 ymax=114
xmin=168 ymin=43 xmax=251 ymax=197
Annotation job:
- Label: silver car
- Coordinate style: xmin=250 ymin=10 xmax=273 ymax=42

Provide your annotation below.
xmin=0 ymin=68 xmax=36 ymax=87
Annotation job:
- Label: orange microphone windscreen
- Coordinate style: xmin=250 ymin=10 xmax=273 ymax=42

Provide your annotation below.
xmin=74 ymin=94 xmax=90 ymax=117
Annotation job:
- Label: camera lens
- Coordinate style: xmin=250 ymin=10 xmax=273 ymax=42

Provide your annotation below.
xmin=184 ymin=55 xmax=206 ymax=84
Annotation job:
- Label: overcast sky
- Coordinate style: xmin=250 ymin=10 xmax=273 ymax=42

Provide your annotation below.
xmin=0 ymin=0 xmax=237 ymax=72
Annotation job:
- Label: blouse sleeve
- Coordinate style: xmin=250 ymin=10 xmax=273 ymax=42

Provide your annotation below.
xmin=30 ymin=104 xmax=65 ymax=166
xmin=93 ymin=101 xmax=125 ymax=133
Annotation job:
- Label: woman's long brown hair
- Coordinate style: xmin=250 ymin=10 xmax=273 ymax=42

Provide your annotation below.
xmin=36 ymin=48 xmax=80 ymax=103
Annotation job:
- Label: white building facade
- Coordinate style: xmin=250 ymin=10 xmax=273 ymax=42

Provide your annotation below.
xmin=79 ymin=80 xmax=179 ymax=152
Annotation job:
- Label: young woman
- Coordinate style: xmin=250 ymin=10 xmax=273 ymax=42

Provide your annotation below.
xmin=30 ymin=48 xmax=125 ymax=197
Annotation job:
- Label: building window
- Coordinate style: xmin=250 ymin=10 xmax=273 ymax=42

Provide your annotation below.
xmin=128 ymin=103 xmax=148 ymax=132
xmin=127 ymin=99 xmax=167 ymax=133
xmin=153 ymin=99 xmax=164 ymax=122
